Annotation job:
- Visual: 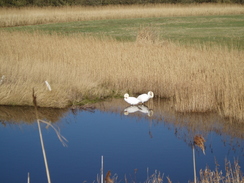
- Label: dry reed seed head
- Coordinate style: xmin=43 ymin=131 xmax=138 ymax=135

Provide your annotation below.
xmin=105 ymin=170 xmax=113 ymax=183
xmin=166 ymin=176 xmax=172 ymax=183
xmin=194 ymin=135 xmax=206 ymax=154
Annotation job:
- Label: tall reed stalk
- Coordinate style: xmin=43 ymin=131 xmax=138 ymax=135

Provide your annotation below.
xmin=32 ymin=89 xmax=52 ymax=183
xmin=27 ymin=172 xmax=30 ymax=183
xmin=101 ymin=156 xmax=104 ymax=183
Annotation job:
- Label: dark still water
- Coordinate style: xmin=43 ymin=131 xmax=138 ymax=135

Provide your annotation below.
xmin=0 ymin=99 xmax=244 ymax=183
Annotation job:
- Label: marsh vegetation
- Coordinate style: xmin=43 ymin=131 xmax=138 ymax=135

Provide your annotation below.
xmin=0 ymin=4 xmax=243 ymax=122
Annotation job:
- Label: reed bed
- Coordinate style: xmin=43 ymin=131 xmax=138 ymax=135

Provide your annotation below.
xmin=0 ymin=30 xmax=243 ymax=121
xmin=198 ymin=160 xmax=244 ymax=183
xmin=102 ymin=160 xmax=244 ymax=183
xmin=0 ymin=4 xmax=243 ymax=27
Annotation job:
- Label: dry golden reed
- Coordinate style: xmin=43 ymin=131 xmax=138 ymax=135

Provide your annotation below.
xmin=0 ymin=30 xmax=243 ymax=120
xmin=199 ymin=160 xmax=244 ymax=183
xmin=0 ymin=4 xmax=244 ymax=27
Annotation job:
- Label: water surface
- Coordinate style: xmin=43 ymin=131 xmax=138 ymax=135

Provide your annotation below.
xmin=0 ymin=99 xmax=243 ymax=183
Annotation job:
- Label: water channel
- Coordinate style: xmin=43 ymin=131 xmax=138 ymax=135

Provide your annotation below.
xmin=0 ymin=98 xmax=244 ymax=183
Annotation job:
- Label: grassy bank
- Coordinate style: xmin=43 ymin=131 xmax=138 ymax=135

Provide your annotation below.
xmin=4 ymin=14 xmax=244 ymax=49
xmin=0 ymin=31 xmax=243 ymax=121
xmin=1 ymin=4 xmax=243 ymax=27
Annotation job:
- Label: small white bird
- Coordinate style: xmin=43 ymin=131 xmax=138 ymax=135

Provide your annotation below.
xmin=137 ymin=91 xmax=154 ymax=104
xmin=124 ymin=93 xmax=141 ymax=105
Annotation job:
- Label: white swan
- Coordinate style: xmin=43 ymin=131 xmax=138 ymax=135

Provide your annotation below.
xmin=124 ymin=93 xmax=141 ymax=105
xmin=137 ymin=91 xmax=154 ymax=104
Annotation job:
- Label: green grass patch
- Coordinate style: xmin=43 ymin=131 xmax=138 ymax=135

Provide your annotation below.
xmin=3 ymin=14 xmax=244 ymax=49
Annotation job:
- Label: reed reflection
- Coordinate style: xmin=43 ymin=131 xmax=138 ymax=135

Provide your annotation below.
xmin=0 ymin=106 xmax=69 ymax=124
xmin=26 ymin=89 xmax=68 ymax=183
xmin=95 ymin=98 xmax=244 ymax=155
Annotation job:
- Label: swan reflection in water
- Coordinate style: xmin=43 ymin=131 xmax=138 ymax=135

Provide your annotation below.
xmin=124 ymin=105 xmax=153 ymax=117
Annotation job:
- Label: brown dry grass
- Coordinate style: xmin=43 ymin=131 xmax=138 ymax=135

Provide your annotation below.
xmin=199 ymin=160 xmax=244 ymax=183
xmin=0 ymin=30 xmax=243 ymax=121
xmin=0 ymin=4 xmax=243 ymax=27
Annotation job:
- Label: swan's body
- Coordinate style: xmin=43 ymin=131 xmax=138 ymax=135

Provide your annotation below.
xmin=137 ymin=91 xmax=154 ymax=104
xmin=124 ymin=93 xmax=141 ymax=105
xmin=124 ymin=106 xmax=140 ymax=115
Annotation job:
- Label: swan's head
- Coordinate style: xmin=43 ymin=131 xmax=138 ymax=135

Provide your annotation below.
xmin=148 ymin=91 xmax=154 ymax=98
xmin=124 ymin=93 xmax=129 ymax=99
